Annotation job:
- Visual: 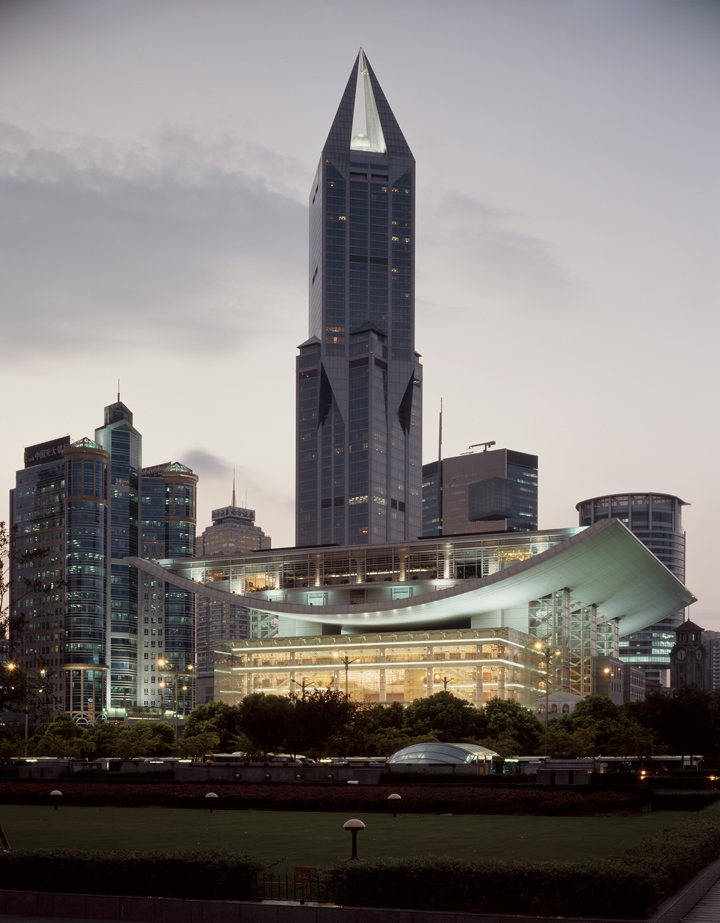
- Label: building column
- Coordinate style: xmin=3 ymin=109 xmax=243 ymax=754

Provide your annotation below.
xmin=379 ymin=649 xmax=387 ymax=703
xmin=498 ymin=666 xmax=506 ymax=700
xmin=475 ymin=644 xmax=484 ymax=706
xmin=426 ymin=646 xmax=434 ymax=697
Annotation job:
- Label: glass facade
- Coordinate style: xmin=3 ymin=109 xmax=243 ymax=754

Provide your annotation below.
xmin=577 ymin=493 xmax=687 ymax=684
xmin=10 ymin=409 xmax=197 ymax=722
xmin=140 ymin=464 xmax=198 ymax=713
xmin=297 ymin=51 xmax=422 ymax=547
xmin=215 ymin=628 xmax=539 ymax=708
xmin=9 ymin=443 xmax=68 ymax=708
xmin=95 ymin=404 xmax=141 ymax=708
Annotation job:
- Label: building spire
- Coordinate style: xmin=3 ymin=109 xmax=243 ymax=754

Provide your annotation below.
xmin=232 ymin=467 xmax=236 ymax=508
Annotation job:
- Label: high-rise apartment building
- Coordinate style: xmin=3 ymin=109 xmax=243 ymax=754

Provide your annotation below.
xmin=576 ymin=492 xmax=688 ymax=686
xmin=422 ymin=448 xmax=538 ymax=538
xmin=9 ymin=403 xmax=197 ymax=722
xmin=296 ymin=50 xmax=422 ymax=547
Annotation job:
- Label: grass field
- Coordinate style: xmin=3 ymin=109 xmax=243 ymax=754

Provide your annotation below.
xmin=0 ymin=806 xmax=691 ymax=875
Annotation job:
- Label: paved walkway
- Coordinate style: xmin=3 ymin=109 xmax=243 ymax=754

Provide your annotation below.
xmin=682 ymin=877 xmax=720 ymax=921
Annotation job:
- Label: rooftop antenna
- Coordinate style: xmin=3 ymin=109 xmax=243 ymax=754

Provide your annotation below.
xmin=468 ymin=440 xmax=496 ymax=453
xmin=117 ymin=379 xmax=120 ymax=402
xmin=232 ymin=468 xmax=236 ymax=507
xmin=438 ymin=399 xmax=443 ymax=536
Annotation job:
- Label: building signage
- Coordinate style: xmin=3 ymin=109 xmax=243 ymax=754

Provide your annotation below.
xmin=24 ymin=436 xmax=71 ymax=468
xmin=212 ymin=506 xmax=254 ymax=521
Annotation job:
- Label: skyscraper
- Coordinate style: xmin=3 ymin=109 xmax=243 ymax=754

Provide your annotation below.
xmin=296 ymin=51 xmax=422 ymax=547
xmin=422 ymin=447 xmax=539 ymax=538
xmin=9 ymin=403 xmax=197 ymax=722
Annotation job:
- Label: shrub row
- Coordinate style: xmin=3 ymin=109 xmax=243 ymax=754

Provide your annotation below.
xmin=326 ymin=800 xmax=720 ymax=919
xmin=379 ymin=771 xmax=536 ymax=784
xmin=57 ymin=770 xmax=176 ymax=782
xmin=0 ymin=850 xmax=265 ymax=901
xmin=0 ymin=781 xmax=639 ymax=814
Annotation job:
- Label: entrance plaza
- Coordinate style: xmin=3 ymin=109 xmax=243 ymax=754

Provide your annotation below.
xmin=129 ymin=518 xmax=696 ymax=704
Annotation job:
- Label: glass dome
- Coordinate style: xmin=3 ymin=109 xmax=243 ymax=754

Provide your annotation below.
xmin=387 ymin=742 xmax=498 ymax=765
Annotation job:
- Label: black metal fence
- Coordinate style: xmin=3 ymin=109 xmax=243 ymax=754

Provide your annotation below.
xmin=256 ymin=872 xmax=337 ymax=904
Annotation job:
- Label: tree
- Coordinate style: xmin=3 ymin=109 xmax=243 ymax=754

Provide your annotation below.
xmin=607 ymin=720 xmax=657 ymax=765
xmin=545 ymin=723 xmax=597 ymax=758
xmin=404 ymin=692 xmax=479 ymax=741
xmin=289 ymin=689 xmax=356 ymax=758
xmin=482 ymin=698 xmax=543 ymax=755
xmin=183 ymin=702 xmax=240 ymax=751
xmin=236 ymin=693 xmax=294 ymax=759
xmin=179 ymin=731 xmax=220 ymax=761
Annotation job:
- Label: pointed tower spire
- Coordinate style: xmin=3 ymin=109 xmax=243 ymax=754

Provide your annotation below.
xmin=232 ymin=468 xmax=236 ymax=508
xmin=359 ymin=50 xmax=386 ymax=154
xmin=322 ymin=52 xmax=360 ymax=161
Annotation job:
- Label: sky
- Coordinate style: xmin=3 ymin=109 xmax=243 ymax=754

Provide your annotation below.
xmin=0 ymin=0 xmax=718 ymax=622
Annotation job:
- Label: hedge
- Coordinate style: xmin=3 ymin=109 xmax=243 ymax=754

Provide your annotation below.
xmin=326 ymin=800 xmax=720 ymax=919
xmin=0 ymin=850 xmax=266 ymax=901
xmin=0 ymin=781 xmax=639 ymax=814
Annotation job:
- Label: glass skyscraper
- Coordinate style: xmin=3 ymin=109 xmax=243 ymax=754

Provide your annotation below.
xmin=576 ymin=492 xmax=688 ymax=685
xmin=9 ymin=403 xmax=197 ymax=722
xmin=296 ymin=50 xmax=422 ymax=547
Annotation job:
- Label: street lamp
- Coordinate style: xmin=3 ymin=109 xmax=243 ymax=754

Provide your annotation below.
xmin=343 ymin=818 xmax=365 ymax=860
xmin=290 ymin=677 xmax=314 ymax=701
xmin=7 ymin=664 xmax=47 ymax=756
xmin=388 ymin=793 xmax=401 ymax=818
xmin=158 ymin=660 xmax=194 ymax=741
xmin=333 ymin=653 xmax=355 ymax=699
xmin=534 ymin=642 xmax=562 ymax=756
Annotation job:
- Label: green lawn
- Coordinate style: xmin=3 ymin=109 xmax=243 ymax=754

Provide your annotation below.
xmin=0 ymin=806 xmax=691 ymax=876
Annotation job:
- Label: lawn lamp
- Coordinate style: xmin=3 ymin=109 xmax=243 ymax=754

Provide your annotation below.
xmin=388 ymin=793 xmax=401 ymax=818
xmin=343 ymin=818 xmax=365 ymax=860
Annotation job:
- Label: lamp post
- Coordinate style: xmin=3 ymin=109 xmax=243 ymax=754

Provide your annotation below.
xmin=290 ymin=677 xmax=313 ymax=701
xmin=343 ymin=818 xmax=365 ymax=860
xmin=158 ymin=660 xmax=194 ymax=741
xmin=388 ymin=793 xmax=401 ymax=818
xmin=534 ymin=642 xmax=562 ymax=756
xmin=8 ymin=663 xmax=46 ymax=756
xmin=333 ymin=653 xmax=355 ymax=699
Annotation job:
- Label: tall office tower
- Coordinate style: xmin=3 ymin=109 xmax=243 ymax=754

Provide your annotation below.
xmin=140 ymin=462 xmax=198 ymax=711
xmin=94 ymin=402 xmax=142 ymax=708
xmin=576 ymin=493 xmax=688 ymax=686
xmin=9 ymin=404 xmax=197 ymax=722
xmin=422 ymin=448 xmax=538 ymax=538
xmin=296 ymin=50 xmax=422 ymax=547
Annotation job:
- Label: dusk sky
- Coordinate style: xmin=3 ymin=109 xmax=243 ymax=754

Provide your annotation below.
xmin=1 ymin=1 xmax=717 ymax=623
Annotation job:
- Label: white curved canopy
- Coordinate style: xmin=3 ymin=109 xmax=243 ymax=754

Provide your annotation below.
xmin=126 ymin=519 xmax=696 ymax=638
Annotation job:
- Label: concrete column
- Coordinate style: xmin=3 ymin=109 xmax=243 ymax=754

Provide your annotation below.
xmin=379 ymin=650 xmax=387 ymax=702
xmin=498 ymin=667 xmax=506 ymax=700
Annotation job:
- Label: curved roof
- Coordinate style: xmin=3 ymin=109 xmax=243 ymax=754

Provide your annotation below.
xmin=127 ymin=519 xmax=696 ymax=638
xmin=388 ymin=742 xmax=498 ymax=764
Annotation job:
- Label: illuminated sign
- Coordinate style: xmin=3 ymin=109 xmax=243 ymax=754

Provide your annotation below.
xmin=24 ymin=436 xmax=71 ymax=468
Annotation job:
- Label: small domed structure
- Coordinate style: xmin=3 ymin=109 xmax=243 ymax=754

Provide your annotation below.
xmin=387 ymin=742 xmax=498 ymax=766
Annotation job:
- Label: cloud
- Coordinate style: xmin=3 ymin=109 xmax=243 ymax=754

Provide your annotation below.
xmin=183 ymin=449 xmax=231 ymax=481
xmin=0 ymin=124 xmax=308 ymax=363
xmin=418 ymin=192 xmax=579 ymax=313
